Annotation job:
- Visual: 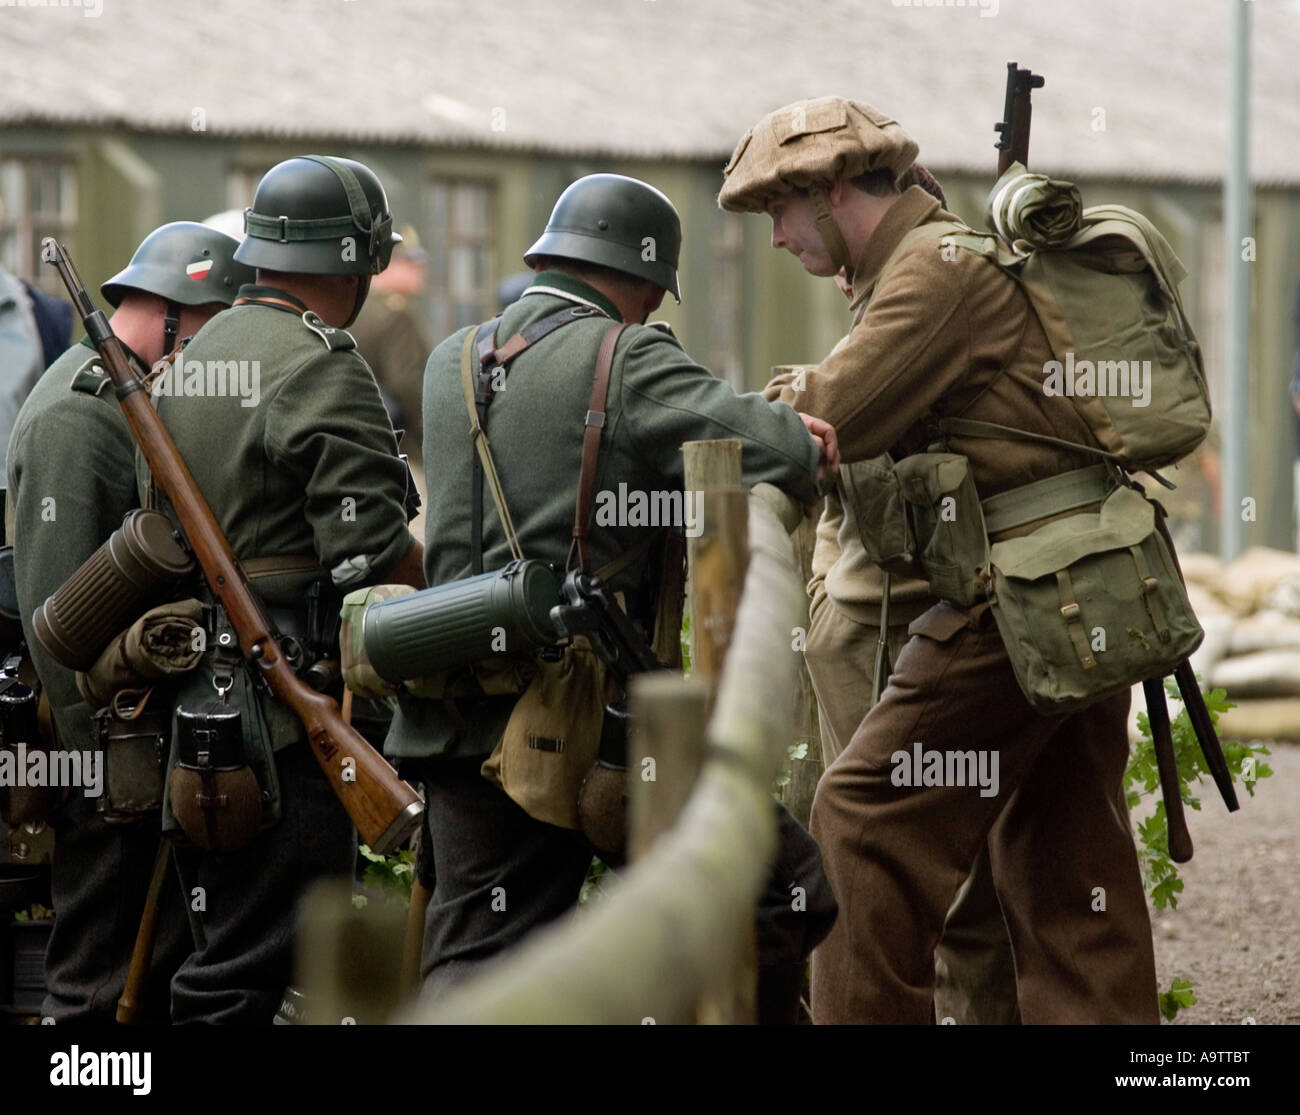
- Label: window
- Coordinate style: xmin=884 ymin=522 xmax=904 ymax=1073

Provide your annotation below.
xmin=424 ymin=180 xmax=496 ymax=343
xmin=0 ymin=158 xmax=77 ymax=296
xmin=225 ymin=163 xmax=275 ymax=211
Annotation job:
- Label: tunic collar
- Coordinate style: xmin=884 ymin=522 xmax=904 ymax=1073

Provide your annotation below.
xmin=233 ymin=283 xmax=309 ymax=314
xmin=849 ymin=186 xmax=948 ymax=309
xmin=522 ymin=270 xmax=622 ymax=322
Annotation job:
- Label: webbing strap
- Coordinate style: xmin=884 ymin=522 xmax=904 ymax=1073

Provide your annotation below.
xmin=941 ymin=415 xmax=1123 ymax=462
xmin=243 ymin=212 xmax=358 ymax=243
xmin=460 ymin=306 xmax=603 ymax=573
xmin=980 ymin=464 xmax=1113 ymax=536
xmin=244 ymin=155 xmax=390 ymax=263
xmin=1129 ymin=543 xmax=1171 ymax=645
xmin=571 ymin=323 xmax=628 ymax=571
xmin=1055 ymin=569 xmax=1096 ymax=670
xmin=460 ymin=319 xmax=514 ymax=574
xmin=807 ymin=184 xmax=853 ymax=283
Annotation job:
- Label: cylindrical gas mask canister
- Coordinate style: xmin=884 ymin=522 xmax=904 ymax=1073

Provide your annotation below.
xmin=33 ymin=509 xmax=194 ymax=672
xmin=362 ymin=559 xmax=560 ymax=684
xmin=168 ymin=700 xmax=262 ymax=853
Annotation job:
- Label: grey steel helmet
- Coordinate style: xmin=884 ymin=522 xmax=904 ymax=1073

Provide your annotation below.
xmin=101 ymin=221 xmax=253 ymax=309
xmin=524 ymin=174 xmax=682 ymax=301
xmin=234 ymin=155 xmax=400 ymax=276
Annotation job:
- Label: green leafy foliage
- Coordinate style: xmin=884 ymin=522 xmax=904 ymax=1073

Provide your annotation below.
xmin=353 ymin=843 xmax=416 ymax=909
xmin=774 ymin=738 xmax=811 ymax=793
xmin=579 ymin=856 xmax=613 ymax=905
xmin=1126 ymin=679 xmax=1271 ymax=912
xmin=1158 ymin=978 xmax=1197 ymax=1022
xmin=1126 ymin=678 xmax=1272 ymax=1022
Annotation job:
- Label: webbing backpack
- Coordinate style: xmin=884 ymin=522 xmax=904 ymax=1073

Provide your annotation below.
xmin=881 ymin=200 xmax=1211 ymax=475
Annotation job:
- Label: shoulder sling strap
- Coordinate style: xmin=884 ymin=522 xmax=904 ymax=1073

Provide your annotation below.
xmin=459 ymin=305 xmax=605 ymax=574
xmin=571 ymin=323 xmax=629 ymax=572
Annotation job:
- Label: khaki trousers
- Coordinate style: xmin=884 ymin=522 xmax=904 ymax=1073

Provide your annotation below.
xmin=803 ymin=589 xmax=1019 ymax=1024
xmin=809 ymin=600 xmax=1159 ymax=1024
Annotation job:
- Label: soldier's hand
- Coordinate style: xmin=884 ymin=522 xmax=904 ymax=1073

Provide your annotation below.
xmin=799 ymin=412 xmax=840 ymax=481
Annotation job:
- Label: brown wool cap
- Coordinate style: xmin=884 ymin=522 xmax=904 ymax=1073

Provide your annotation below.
xmin=718 ymin=97 xmax=919 ymax=213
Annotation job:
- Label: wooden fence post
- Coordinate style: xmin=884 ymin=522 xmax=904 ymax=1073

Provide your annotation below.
xmin=628 ymin=674 xmax=709 ymax=863
xmin=783 ymin=506 xmax=824 ymax=829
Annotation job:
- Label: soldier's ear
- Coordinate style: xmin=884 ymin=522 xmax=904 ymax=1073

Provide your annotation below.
xmin=643 ymin=285 xmax=666 ymax=321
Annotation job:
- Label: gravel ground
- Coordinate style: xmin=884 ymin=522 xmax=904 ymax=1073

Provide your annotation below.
xmin=1150 ymin=741 xmax=1299 ymax=1025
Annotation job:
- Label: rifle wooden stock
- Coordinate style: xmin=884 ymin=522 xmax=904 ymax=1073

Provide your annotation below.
xmin=41 ymin=238 xmax=421 ymax=854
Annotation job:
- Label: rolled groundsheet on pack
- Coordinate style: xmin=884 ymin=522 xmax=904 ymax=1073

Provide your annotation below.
xmin=985 ymin=162 xmax=1082 ymax=248
xmin=76 ymin=598 xmax=206 ymax=709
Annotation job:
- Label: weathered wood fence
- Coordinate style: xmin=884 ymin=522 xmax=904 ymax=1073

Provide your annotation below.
xmin=301 ymin=439 xmax=821 ymax=1024
xmin=406 ymin=440 xmax=808 ymax=1023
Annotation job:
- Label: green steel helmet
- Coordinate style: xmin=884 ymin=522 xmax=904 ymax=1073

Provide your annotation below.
xmin=524 ymin=174 xmax=682 ymax=301
xmin=101 ymin=221 xmax=254 ymax=308
xmin=234 ymin=155 xmax=401 ymax=276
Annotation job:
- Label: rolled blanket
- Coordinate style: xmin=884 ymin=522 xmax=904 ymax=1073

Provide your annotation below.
xmin=76 ymin=598 xmax=206 ymax=709
xmin=985 ymin=161 xmax=1082 ymax=249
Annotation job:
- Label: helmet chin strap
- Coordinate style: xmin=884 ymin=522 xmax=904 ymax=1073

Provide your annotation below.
xmin=343 ymin=274 xmax=371 ymax=328
xmin=162 ymin=300 xmax=182 ymax=361
xmin=806 ymin=184 xmax=854 ymax=287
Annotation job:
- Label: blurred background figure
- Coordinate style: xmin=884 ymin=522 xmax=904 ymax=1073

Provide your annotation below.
xmin=349 ymin=228 xmax=432 ymax=456
xmin=202 ymin=208 xmax=248 ymax=241
xmin=0 ymin=258 xmax=46 ymax=512
xmin=496 ymin=270 xmax=531 ymax=311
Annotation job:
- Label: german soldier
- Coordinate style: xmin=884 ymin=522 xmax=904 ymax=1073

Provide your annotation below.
xmin=143 ymin=156 xmax=423 ymax=1022
xmin=720 ymin=99 xmax=1159 ymax=1024
xmin=387 ymin=173 xmax=838 ymax=1021
xmin=7 ymin=221 xmax=253 ymax=1022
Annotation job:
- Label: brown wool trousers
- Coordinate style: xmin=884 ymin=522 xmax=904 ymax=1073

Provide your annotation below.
xmin=809 ymin=600 xmax=1159 ymax=1024
xmin=803 ymin=589 xmax=1020 ymax=1024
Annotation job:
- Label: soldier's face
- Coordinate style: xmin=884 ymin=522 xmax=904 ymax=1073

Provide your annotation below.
xmin=766 ymin=193 xmax=836 ymax=276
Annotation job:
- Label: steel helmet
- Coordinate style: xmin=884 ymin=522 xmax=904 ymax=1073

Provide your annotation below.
xmin=525 ymin=174 xmax=681 ymax=301
xmin=234 ymin=155 xmax=400 ymax=276
xmin=101 ymin=221 xmax=252 ymax=309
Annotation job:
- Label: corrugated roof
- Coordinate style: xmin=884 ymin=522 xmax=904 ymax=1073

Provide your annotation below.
xmin=1 ymin=0 xmax=1297 ymax=184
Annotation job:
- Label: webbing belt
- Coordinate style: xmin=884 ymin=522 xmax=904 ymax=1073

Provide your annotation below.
xmin=980 ymin=464 xmax=1114 ymax=537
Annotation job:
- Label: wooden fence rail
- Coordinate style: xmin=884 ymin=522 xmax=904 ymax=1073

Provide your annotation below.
xmin=402 ymin=478 xmax=806 ymax=1024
